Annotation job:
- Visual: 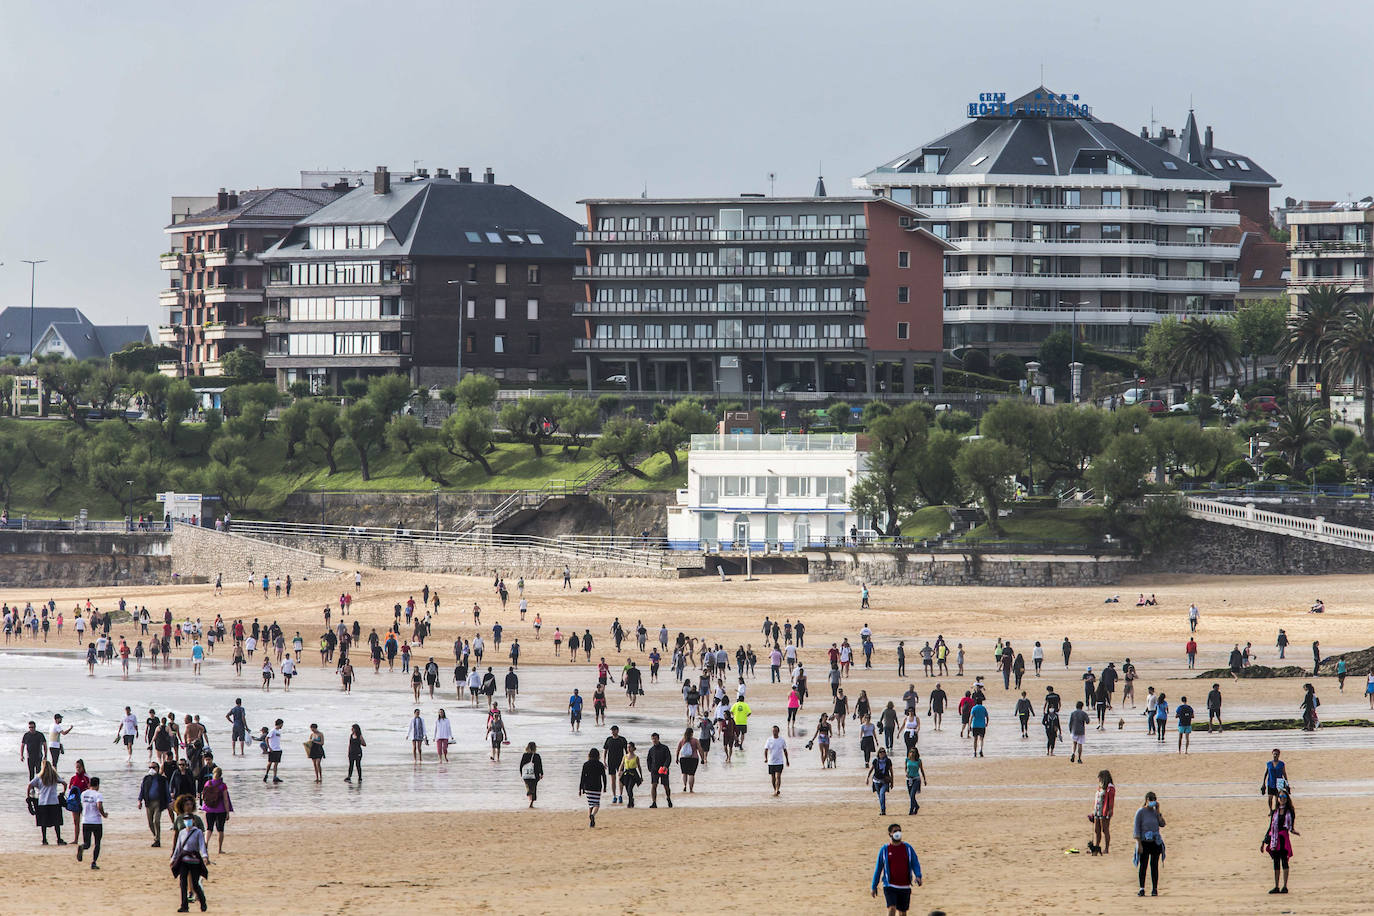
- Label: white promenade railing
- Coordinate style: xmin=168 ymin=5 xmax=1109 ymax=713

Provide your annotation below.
xmin=224 ymin=520 xmax=674 ymax=569
xmin=1183 ymin=496 xmax=1374 ymax=552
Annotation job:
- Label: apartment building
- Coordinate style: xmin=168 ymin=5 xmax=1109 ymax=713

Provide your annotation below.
xmin=576 ymin=194 xmax=951 ymax=394
xmin=1286 ymin=198 xmax=1374 ymax=395
xmin=259 ymin=167 xmax=581 ymax=392
xmin=160 ymin=186 xmax=346 ymax=377
xmin=855 ymin=87 xmax=1258 ymax=355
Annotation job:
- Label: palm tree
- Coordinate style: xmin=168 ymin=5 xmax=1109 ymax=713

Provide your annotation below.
xmin=1327 ymin=301 xmax=1374 ymax=445
xmin=1278 ymin=284 xmax=1349 ymax=409
xmin=1270 ymin=399 xmax=1330 ymax=469
xmin=1166 ymin=317 xmax=1239 ymax=395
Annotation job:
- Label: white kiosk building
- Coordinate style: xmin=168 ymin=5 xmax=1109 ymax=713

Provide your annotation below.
xmin=667 ymin=434 xmax=869 ymax=552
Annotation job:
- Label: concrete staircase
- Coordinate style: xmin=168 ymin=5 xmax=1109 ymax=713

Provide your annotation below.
xmin=1182 ymin=495 xmax=1374 ymax=551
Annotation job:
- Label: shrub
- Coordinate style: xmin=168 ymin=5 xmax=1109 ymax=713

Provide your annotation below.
xmin=1311 ymin=461 xmax=1346 ymax=485
xmin=1262 ymin=456 xmax=1292 ymax=477
xmin=1300 ymin=442 xmax=1328 ymax=469
xmin=992 ymin=353 xmax=1025 ymax=380
xmin=1220 ymin=458 xmax=1257 ymax=482
xmin=960 ymin=349 xmax=991 ymax=375
xmin=936 ymin=409 xmax=976 ymax=434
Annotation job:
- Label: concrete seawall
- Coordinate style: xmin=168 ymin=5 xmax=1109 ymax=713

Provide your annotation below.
xmin=0 ymin=531 xmax=172 ymax=587
xmin=808 ymin=551 xmax=1135 ymax=587
xmin=168 ymin=524 xmax=341 ymax=583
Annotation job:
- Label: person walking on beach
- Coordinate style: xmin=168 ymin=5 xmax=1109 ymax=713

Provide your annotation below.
xmin=307 ymin=724 xmax=325 ymax=782
xmin=603 ymin=726 xmax=627 ymax=804
xmin=969 ymin=697 xmax=988 ymax=758
xmin=1154 ymin=694 xmax=1169 ymax=742
xmin=27 ymin=760 xmax=68 ymax=846
xmin=486 ymin=709 xmax=508 ymax=762
xmin=568 ymin=689 xmax=584 ymax=733
xmin=136 ymin=761 xmax=170 ymax=847
xmin=1067 ymin=701 xmax=1089 ymax=763
xmin=1262 ymin=748 xmax=1288 ymax=811
xmin=433 ymin=709 xmax=452 ymax=762
xmin=520 ymin=742 xmax=544 ymax=808
xmin=1133 ymin=791 xmax=1166 ymax=896
xmin=21 ymin=721 xmax=48 ymax=779
xmin=75 ymin=776 xmax=106 ymax=869
xmin=676 ymin=727 xmax=702 ymax=793
xmin=871 ymin=822 xmax=922 ymax=916
xmin=645 ymin=732 xmax=673 ymax=808
xmin=1300 ymin=684 xmax=1320 ymax=731
xmin=200 ymin=767 xmax=231 ymax=854
xmin=764 ymin=725 xmax=789 ymax=797
xmin=578 ymin=748 xmax=607 ymax=827
xmin=263 ymin=719 xmax=284 ymax=783
xmin=1089 ymin=769 xmax=1115 ymax=855
xmin=904 ymin=747 xmax=926 ymax=814
xmin=345 ymin=725 xmax=365 ymax=783
xmin=1188 ymin=603 xmax=1199 ymax=632
xmin=1015 ymin=691 xmax=1034 ymax=738
xmin=169 ymin=808 xmax=209 ymax=911
xmin=407 ymin=710 xmax=427 ymax=762
xmin=225 ymin=700 xmax=248 ymax=757
xmin=927 ymin=684 xmax=946 ymax=731
xmin=1206 ymin=684 xmax=1223 ymax=732
xmin=1175 ymin=697 xmax=1194 ymax=753
xmin=1062 ymin=637 xmax=1072 ymax=668
xmin=867 ymin=747 xmax=895 ymax=815
xmin=1263 ymin=790 xmax=1298 ymax=893
xmin=619 ymin=742 xmax=642 ymax=808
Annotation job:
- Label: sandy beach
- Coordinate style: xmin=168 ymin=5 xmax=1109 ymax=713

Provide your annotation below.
xmin=3 ymin=568 xmax=1371 ymax=914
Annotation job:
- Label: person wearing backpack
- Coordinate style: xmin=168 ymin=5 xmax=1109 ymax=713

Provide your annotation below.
xmin=199 ymin=766 xmax=233 ymax=854
xmin=170 ymin=815 xmax=210 ymax=911
xmin=519 ymin=741 xmax=544 ymax=808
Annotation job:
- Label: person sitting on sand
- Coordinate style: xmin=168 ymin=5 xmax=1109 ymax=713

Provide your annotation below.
xmin=1136 ymin=594 xmax=1146 ymax=607
xmin=1104 ymin=595 xmax=1119 ymax=604
xmin=1309 ymin=598 xmax=1325 ymax=614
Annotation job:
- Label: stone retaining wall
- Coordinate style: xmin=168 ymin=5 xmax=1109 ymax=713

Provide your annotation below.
xmin=808 ymin=551 xmax=1134 ymax=587
xmin=1138 ymin=518 xmax=1374 ymax=576
xmin=0 ymin=532 xmax=172 ymax=587
xmin=168 ymin=524 xmax=340 ymax=583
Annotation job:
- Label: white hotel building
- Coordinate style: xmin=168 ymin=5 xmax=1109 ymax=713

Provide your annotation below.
xmin=667 ymin=434 xmax=868 ymax=552
xmin=854 ymin=88 xmax=1277 ymax=355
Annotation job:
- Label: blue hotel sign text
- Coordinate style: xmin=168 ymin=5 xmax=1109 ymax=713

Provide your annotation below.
xmin=967 ymin=92 xmax=1090 ymax=119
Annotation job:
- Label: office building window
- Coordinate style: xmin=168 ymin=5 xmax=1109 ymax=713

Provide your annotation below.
xmin=594 ymin=324 xmax=612 ymax=339
xmin=643 ymin=324 xmax=663 ymax=339
xmin=527 ymin=265 xmax=541 ymax=284
xmin=526 ymin=299 xmax=538 ymax=320
xmin=1186 ymin=227 xmax=1205 ymax=245
xmin=618 ymin=324 xmax=637 ymax=339
xmin=695 ymin=216 xmax=714 ymax=230
xmin=465 ymin=333 xmax=476 ymax=353
xmin=622 ymin=217 xmax=640 ymax=231
xmin=748 ymin=251 xmax=767 ymax=267
xmin=596 ymin=217 xmax=614 ymax=231
xmin=670 ymin=216 xmax=689 ymax=230
xmin=669 ymin=324 xmax=687 ymax=339
xmin=748 ymin=215 xmax=769 ymax=229
xmin=1101 ymin=224 xmax=1122 ymax=240
xmin=493 ymin=334 xmax=506 ymax=353
xmin=931 ymin=188 xmax=950 ymax=205
xmin=1186 ymin=261 xmax=1204 ymax=278
xmin=898 ymin=250 xmax=910 ymax=269
xmin=1062 ymin=189 xmax=1081 ymax=207
xmin=776 ymin=215 xmax=793 ymax=229
xmin=897 ymin=322 xmax=909 ymax=340
xmin=694 ymin=324 xmax=711 ymax=338
xmin=773 ymin=324 xmax=791 ymax=338
xmin=897 ymin=286 xmax=910 ymax=303
xmin=467 ymin=263 xmax=478 ymax=281
xmin=1101 ymin=189 xmax=1122 ymax=207
xmin=524 ymin=332 xmax=540 ymax=354
xmin=494 ymin=298 xmax=506 ymax=320
xmin=645 ymin=252 xmax=664 ymax=268
xmin=1062 ymin=223 xmax=1082 ymax=240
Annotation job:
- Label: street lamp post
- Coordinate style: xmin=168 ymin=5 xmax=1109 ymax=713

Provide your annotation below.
xmin=446 ymin=279 xmax=466 ymax=381
xmin=433 ymin=486 xmax=440 ymax=534
xmin=21 ymin=260 xmax=46 ymax=363
xmin=1059 ymin=300 xmax=1090 ymax=402
xmin=126 ymin=479 xmax=134 ymax=532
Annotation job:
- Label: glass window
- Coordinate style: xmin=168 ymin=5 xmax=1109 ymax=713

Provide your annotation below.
xmin=897 ymin=286 xmax=910 ymax=303
xmin=486 ymin=232 xmax=502 ymax=243
xmin=527 ymin=234 xmax=543 ymax=244
xmin=494 ymin=298 xmax=506 ymax=320
xmin=526 ymin=299 xmax=538 ymax=320
xmin=1062 ymin=224 xmax=1082 ymax=240
xmin=785 ymin=476 xmax=810 ymax=497
xmin=465 ymin=231 xmax=482 ymax=243
xmin=527 ymin=265 xmax=541 ymax=283
xmin=897 ymin=322 xmax=909 ymax=340
xmin=931 ymin=188 xmax=950 ymax=206
xmin=1101 ymin=224 xmax=1122 ymax=240
xmin=1062 ymin=190 xmax=1081 ymax=207
xmin=493 ymin=334 xmax=506 ymax=353
xmin=1101 ymin=190 xmax=1122 ymax=207
xmin=718 ymin=209 xmax=743 ymax=231
xmin=1185 ymin=227 xmax=1204 ymax=245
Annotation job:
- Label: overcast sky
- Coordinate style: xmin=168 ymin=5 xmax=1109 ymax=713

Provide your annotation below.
xmin=0 ymin=1 xmax=1365 ymax=327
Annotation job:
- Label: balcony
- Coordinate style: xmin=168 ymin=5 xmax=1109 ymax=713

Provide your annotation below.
xmin=159 ymin=288 xmax=184 ymax=308
xmin=944 ymin=305 xmax=1175 ymax=326
xmin=917 ymin=202 xmax=1239 ymax=226
xmin=1288 ymin=277 xmax=1374 ymax=293
xmin=573 ymin=336 xmax=864 ymax=352
xmin=201 ymin=360 xmax=224 ymax=377
xmin=156 ymin=325 xmax=183 ymax=345
xmin=203 ymin=286 xmax=265 ymax=304
xmin=203 ymin=249 xmax=262 ymax=269
xmin=157 ymin=360 xmax=184 ymax=377
xmin=1291 ymin=240 xmax=1373 ymax=253
xmin=950 ymin=237 xmax=1240 ymax=259
xmin=576 ymin=264 xmax=868 ymax=280
xmin=572 ymin=299 xmax=867 ymax=316
xmin=264 ymin=352 xmax=410 ymax=369
xmin=160 ymin=253 xmax=183 ymax=271
xmin=942 ymin=271 xmax=1239 ymax=294
xmin=202 ymin=324 xmax=264 ymax=342
xmin=577 ymin=228 xmax=868 ymax=244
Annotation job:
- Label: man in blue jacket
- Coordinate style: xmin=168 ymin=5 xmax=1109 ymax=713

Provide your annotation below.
xmin=136 ymin=761 xmax=171 ymax=847
xmin=871 ymin=822 xmax=922 ymax=915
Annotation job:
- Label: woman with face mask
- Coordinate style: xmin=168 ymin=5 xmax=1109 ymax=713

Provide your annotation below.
xmin=1132 ymin=791 xmax=1166 ymax=896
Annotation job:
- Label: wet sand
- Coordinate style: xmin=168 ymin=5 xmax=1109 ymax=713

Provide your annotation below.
xmin=2 ymin=569 xmax=1372 ymax=913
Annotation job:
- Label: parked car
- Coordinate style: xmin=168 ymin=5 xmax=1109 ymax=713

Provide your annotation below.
xmin=603 ymin=374 xmax=630 ymax=388
xmin=1247 ymin=396 xmax=1279 ymax=412
xmin=1141 ymin=399 xmax=1168 ymax=414
xmin=1169 ymin=397 xmax=1226 ymax=414
xmin=1121 ymin=387 xmax=1150 ymax=405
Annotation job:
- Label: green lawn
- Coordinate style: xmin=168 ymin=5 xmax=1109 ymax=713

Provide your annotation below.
xmin=901 ymin=505 xmax=953 ymax=540
xmin=601 ymin=450 xmax=687 ymax=492
xmin=962 ymin=506 xmax=1106 ymax=544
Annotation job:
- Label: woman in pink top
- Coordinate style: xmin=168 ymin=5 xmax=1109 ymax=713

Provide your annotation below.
xmin=786 ymin=689 xmax=802 ymax=735
xmin=199 ymin=767 xmax=233 ymax=854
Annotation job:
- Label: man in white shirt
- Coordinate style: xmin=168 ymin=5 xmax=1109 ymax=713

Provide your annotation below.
xmin=116 ymin=706 xmax=139 ymax=762
xmin=76 ymin=777 xmax=106 ymax=868
xmin=263 ymin=718 xmax=284 ymax=783
xmin=48 ymin=713 xmax=72 ymax=767
xmin=406 ymin=709 xmax=428 ymax=760
xmin=763 ymin=725 xmax=789 ymax=797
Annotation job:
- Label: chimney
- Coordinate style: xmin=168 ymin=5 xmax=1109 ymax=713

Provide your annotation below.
xmin=1140 ymin=126 xmax=1149 ymax=139
xmin=216 ymin=188 xmax=229 ymax=210
xmin=226 ymin=190 xmax=239 ymax=209
xmin=483 ymin=167 xmax=495 ymax=184
xmin=332 ymin=178 xmax=350 ymax=192
xmin=435 ymin=167 xmax=449 ymax=179
xmin=373 ymin=166 xmax=390 ymax=195
xmin=1204 ymin=126 xmax=1214 ymax=154
xmin=457 ymin=167 xmax=472 ymax=183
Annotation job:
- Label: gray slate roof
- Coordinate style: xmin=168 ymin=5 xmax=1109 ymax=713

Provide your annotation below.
xmin=168 ymin=188 xmax=346 ymax=230
xmin=0 ymin=307 xmax=150 ymax=360
xmin=866 ymin=86 xmax=1265 ymax=185
xmin=1150 ymin=109 xmax=1279 ymax=188
xmin=264 ymin=177 xmax=580 ymax=263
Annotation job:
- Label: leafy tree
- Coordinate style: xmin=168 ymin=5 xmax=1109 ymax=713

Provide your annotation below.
xmin=595 ymin=393 xmax=621 ymax=417
xmin=82 ymin=365 xmax=129 ymax=417
xmin=208 ymin=434 xmax=250 ymax=469
xmin=1040 ymin=403 xmax=1105 ymax=483
xmin=1139 ymin=317 xmax=1186 ymax=379
xmin=551 ymin=396 xmax=599 ymax=454
xmin=857 ymin=403 xmax=927 ymax=535
xmin=992 ymin=352 xmax=1025 ymax=381
xmin=826 ymin=401 xmax=852 ymax=432
xmin=0 ymin=432 xmax=28 ymax=510
xmin=1086 ymin=432 xmax=1154 ymax=505
xmin=1135 ymin=496 xmax=1185 ymax=553
xmin=1331 ymin=425 xmax=1357 ymax=455
xmin=385 ymin=414 xmax=424 ymax=455
xmin=1232 ymin=298 xmax=1287 ymax=384
xmin=1262 ymin=455 xmax=1292 ymax=478
xmin=307 ymin=401 xmax=344 ymax=474
xmin=222 ymin=382 xmax=278 ymax=439
xmin=287 ymin=380 xmax=312 ymax=401
xmin=111 ymin=342 xmax=178 ymax=374
xmin=911 ymin=429 xmax=964 ymax=507
xmin=37 ymin=360 xmax=94 ymax=427
xmin=961 ymin=349 xmax=991 ymax=376
xmin=654 ymin=399 xmax=715 ymax=473
xmin=980 ymin=399 xmax=1048 ymax=490
xmin=74 ymin=424 xmax=165 ymax=509
xmin=452 ymin=374 xmax=499 ymax=410
xmin=367 ymin=374 xmax=414 ymax=418
xmin=1278 ymin=283 xmax=1348 ymax=410
xmin=277 ymin=402 xmax=312 ymax=460
xmin=164 ymin=380 xmax=197 ymax=444
xmin=593 ymin=416 xmax=648 ymax=475
xmin=500 ymin=397 xmax=555 ymax=458
xmin=1037 ymin=329 xmax=1073 ymax=386
xmin=935 ymin=409 xmax=975 ymax=435
xmin=860 ymin=401 xmax=892 ymax=425
xmin=342 ymin=378 xmax=370 ymax=401
xmin=441 ymin=406 xmax=497 ymax=475
xmin=1270 ymin=399 xmax=1330 ymax=470
xmin=954 ymin=438 xmax=1020 ymax=535
xmin=342 ymin=399 xmax=387 ymax=481
xmin=413 ymin=443 xmax=452 ymax=485
xmin=1220 ymin=458 xmax=1257 ymax=483
xmin=1327 ymin=301 xmax=1374 ymax=445
xmin=194 ymin=458 xmax=262 ymax=514
xmin=219 ymin=346 xmax=266 ymax=381
xmin=1167 ymin=317 xmax=1239 ymax=395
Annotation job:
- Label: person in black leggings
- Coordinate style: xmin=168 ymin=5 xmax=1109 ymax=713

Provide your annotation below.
xmin=346 ymin=725 xmax=365 ymax=782
xmin=1132 ymin=791 xmax=1166 ymax=896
